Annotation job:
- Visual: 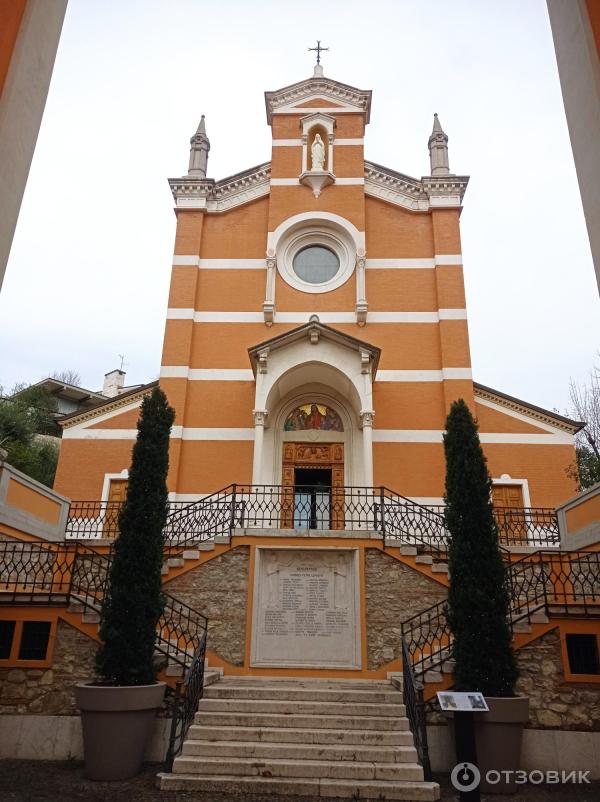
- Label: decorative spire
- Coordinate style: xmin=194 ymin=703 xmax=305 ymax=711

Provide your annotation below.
xmin=428 ymin=113 xmax=450 ymax=176
xmin=188 ymin=114 xmax=210 ymax=177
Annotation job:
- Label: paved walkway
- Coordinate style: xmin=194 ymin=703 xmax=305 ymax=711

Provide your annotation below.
xmin=1 ymin=761 xmax=599 ymax=802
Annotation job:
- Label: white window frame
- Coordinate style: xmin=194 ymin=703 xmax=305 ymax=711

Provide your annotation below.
xmin=277 ymin=225 xmax=355 ymax=294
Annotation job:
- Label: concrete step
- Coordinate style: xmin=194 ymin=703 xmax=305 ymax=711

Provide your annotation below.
xmin=158 ymin=772 xmax=441 ymax=800
xmin=415 ymin=555 xmax=433 ymax=565
xmin=197 ymin=698 xmax=406 ymax=717
xmin=212 ymin=677 xmax=392 ymax=688
xmin=198 ymin=542 xmax=215 ymax=551
xmin=81 ymin=612 xmax=100 ymax=624
xmin=182 ymin=549 xmax=200 ymax=560
xmin=171 ymin=755 xmax=425 ymax=782
xmin=423 ymin=670 xmax=443 ymax=683
xmin=181 ymin=739 xmax=418 ymax=763
xmin=204 ymin=684 xmax=402 ymax=703
xmin=204 ymin=670 xmax=221 ymax=688
xmin=187 ymin=724 xmax=416 ymax=747
xmin=194 ymin=711 xmax=410 ymax=731
xmin=167 ymin=557 xmax=184 ymax=568
xmin=214 ymin=535 xmax=230 ymax=544
xmin=431 ymin=563 xmax=449 ymax=574
xmin=400 ymin=545 xmax=418 ymax=556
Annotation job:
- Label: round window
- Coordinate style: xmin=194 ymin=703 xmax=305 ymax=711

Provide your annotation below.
xmin=292 ymin=245 xmax=340 ymax=284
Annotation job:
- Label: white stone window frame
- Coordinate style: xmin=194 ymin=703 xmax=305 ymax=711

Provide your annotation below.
xmin=279 ymin=226 xmax=355 ymax=294
xmin=264 ymin=212 xmax=366 ymax=322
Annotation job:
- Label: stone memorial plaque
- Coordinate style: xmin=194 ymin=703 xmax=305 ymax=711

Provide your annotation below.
xmin=250 ymin=548 xmax=361 ymax=669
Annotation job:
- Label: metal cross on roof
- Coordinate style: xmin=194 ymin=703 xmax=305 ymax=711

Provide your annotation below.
xmin=308 ymin=40 xmax=329 ymax=65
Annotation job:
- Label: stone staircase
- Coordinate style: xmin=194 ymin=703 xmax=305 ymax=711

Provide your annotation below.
xmin=158 ymin=676 xmax=440 ymax=800
xmin=161 ymin=535 xmax=231 ymax=575
xmin=414 ymin=604 xmax=551 ymax=687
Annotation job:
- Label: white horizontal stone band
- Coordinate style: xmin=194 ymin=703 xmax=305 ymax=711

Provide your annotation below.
xmin=366 ymin=255 xmax=462 ymax=268
xmin=172 ymin=255 xmax=200 ymax=266
xmin=198 ymin=259 xmax=264 ymax=269
xmin=271 ymin=138 xmax=363 ymax=146
xmin=376 ymin=369 xmax=472 ymax=381
xmin=160 ymin=367 xmax=255 ymax=381
xmin=63 ymin=427 xmax=572 ymax=445
xmin=159 ymin=367 xmax=472 ymax=382
xmin=372 ymin=431 xmax=573 ymax=445
xmin=166 ymin=309 xmax=468 ymax=323
xmin=270 ymin=177 xmax=365 ymax=186
xmin=172 ymin=255 xmax=464 ymax=270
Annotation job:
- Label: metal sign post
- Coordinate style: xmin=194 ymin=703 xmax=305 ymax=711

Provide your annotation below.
xmin=437 ymin=692 xmax=488 ymax=801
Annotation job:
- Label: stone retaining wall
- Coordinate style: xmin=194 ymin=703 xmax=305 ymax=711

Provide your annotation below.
xmin=364 ymin=549 xmax=447 ymax=670
xmin=517 ymin=627 xmax=600 ymax=731
xmin=0 ymin=619 xmax=96 ymax=715
xmin=164 ymin=546 xmax=250 ymax=666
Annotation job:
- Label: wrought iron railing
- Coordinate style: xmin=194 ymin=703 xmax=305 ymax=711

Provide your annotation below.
xmin=401 ymin=550 xmax=600 ymax=683
xmin=0 ymin=540 xmax=75 ymax=603
xmin=401 ymin=600 xmax=452 ymax=678
xmin=65 ymin=487 xmax=559 ymax=555
xmin=165 ymin=631 xmax=208 ymax=770
xmin=402 ymin=636 xmax=432 ymax=781
xmin=427 ymin=504 xmax=559 ymax=548
xmin=66 ymin=485 xmax=450 ymax=555
xmin=508 ymin=549 xmax=600 ymax=622
xmin=0 ymin=540 xmax=209 ymax=671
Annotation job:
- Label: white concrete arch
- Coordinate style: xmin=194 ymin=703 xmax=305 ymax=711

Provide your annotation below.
xmin=252 ymin=352 xmax=374 ymax=485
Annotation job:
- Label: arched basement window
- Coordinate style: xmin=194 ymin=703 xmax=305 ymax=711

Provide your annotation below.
xmin=284 ymin=404 xmax=343 ymax=432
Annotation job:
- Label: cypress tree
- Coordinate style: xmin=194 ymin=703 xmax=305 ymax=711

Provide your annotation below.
xmin=96 ymin=387 xmax=175 ymax=686
xmin=443 ymin=398 xmax=518 ymax=697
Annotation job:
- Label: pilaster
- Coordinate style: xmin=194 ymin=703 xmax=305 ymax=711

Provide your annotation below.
xmin=430 ymin=208 xmax=475 ymax=413
xmin=160 ymin=209 xmax=206 ymax=493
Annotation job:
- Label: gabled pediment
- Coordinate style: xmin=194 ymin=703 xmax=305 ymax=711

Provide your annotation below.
xmin=265 ymin=77 xmax=372 ymax=124
xmin=248 ymin=315 xmax=380 ymax=377
xmin=292 ymin=98 xmax=344 ymax=109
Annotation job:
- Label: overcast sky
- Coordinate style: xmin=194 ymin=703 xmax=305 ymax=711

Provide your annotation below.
xmin=1 ymin=0 xmax=598 ymax=416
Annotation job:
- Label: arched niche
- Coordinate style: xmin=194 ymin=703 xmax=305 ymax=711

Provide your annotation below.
xmin=259 ymin=377 xmax=363 ymax=488
xmin=300 ymin=112 xmax=335 ymax=174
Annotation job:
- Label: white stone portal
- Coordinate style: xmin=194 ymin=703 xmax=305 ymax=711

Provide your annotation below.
xmin=250 ymin=547 xmax=361 ymax=669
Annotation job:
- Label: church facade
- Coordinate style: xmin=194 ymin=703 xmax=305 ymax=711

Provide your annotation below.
xmin=54 ymin=66 xmax=580 ymax=513
xmin=3 ymin=63 xmax=600 ymax=793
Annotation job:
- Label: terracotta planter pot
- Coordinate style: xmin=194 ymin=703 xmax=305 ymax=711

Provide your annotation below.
xmin=76 ymin=681 xmax=166 ymax=781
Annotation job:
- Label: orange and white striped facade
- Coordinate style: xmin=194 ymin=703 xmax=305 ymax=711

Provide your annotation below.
xmin=55 ymin=71 xmax=581 ymax=508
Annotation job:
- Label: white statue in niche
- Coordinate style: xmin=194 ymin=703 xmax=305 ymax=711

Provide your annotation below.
xmin=310 ymin=133 xmax=325 ymax=171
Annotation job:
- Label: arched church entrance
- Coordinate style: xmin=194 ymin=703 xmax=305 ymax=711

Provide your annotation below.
xmin=280 ymin=402 xmax=345 ymax=529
